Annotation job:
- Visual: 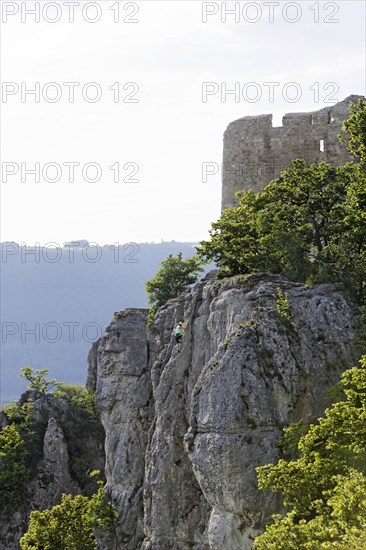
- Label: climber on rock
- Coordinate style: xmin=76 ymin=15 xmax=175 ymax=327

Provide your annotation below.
xmin=175 ymin=321 xmax=186 ymax=350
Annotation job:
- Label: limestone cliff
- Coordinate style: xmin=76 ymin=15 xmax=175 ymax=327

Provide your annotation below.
xmin=87 ymin=273 xmax=359 ymax=550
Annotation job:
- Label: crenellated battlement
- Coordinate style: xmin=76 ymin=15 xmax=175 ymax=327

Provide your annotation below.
xmin=222 ymin=95 xmax=365 ymax=210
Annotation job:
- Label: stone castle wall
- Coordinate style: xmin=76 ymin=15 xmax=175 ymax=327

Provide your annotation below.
xmin=222 ymin=94 xmax=364 ymax=210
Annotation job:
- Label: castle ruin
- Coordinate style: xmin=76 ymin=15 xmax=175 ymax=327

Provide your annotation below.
xmin=222 ymin=94 xmax=365 ymax=210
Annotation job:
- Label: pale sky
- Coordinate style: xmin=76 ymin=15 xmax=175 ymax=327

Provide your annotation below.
xmin=1 ymin=0 xmax=365 ymax=245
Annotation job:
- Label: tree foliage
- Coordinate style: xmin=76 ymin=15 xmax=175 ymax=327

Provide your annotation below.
xmin=20 ymin=474 xmax=117 ymax=550
xmin=53 ymin=383 xmax=98 ymax=418
xmin=20 ymin=367 xmax=57 ymax=394
xmin=254 ymin=355 xmax=366 ymax=550
xmin=197 ymin=100 xmax=366 ymax=305
xmin=145 ymin=252 xmax=203 ymax=325
xmin=340 ymin=98 xmax=366 ymax=163
xmin=0 ymin=423 xmax=32 ymax=513
xmin=0 ymin=400 xmax=38 ymax=514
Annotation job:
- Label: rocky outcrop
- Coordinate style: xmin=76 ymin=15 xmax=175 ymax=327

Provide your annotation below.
xmin=88 ymin=273 xmax=359 ymax=549
xmin=0 ymin=391 xmax=105 ymax=550
xmin=31 ymin=417 xmax=78 ymax=506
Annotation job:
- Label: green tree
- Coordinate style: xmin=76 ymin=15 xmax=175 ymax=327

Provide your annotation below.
xmin=327 ymin=163 xmax=366 ymax=303
xmin=20 ymin=475 xmax=117 ymax=550
xmin=197 ymin=160 xmax=349 ymax=281
xmin=145 ymin=252 xmax=203 ymax=326
xmin=253 ymin=355 xmax=366 ymax=550
xmin=196 ymin=190 xmax=266 ymax=279
xmin=20 ymin=367 xmax=56 ymax=394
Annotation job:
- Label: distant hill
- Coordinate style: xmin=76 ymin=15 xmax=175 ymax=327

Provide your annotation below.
xmin=0 ymin=241 xmax=204 ymax=403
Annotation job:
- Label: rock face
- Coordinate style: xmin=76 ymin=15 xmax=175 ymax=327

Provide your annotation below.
xmin=32 ymin=417 xmax=77 ymax=506
xmin=87 ymin=274 xmax=359 ymax=549
xmin=87 ymin=309 xmax=151 ymax=549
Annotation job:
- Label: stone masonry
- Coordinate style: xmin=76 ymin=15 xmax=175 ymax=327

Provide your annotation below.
xmin=222 ymin=94 xmax=365 ymax=210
